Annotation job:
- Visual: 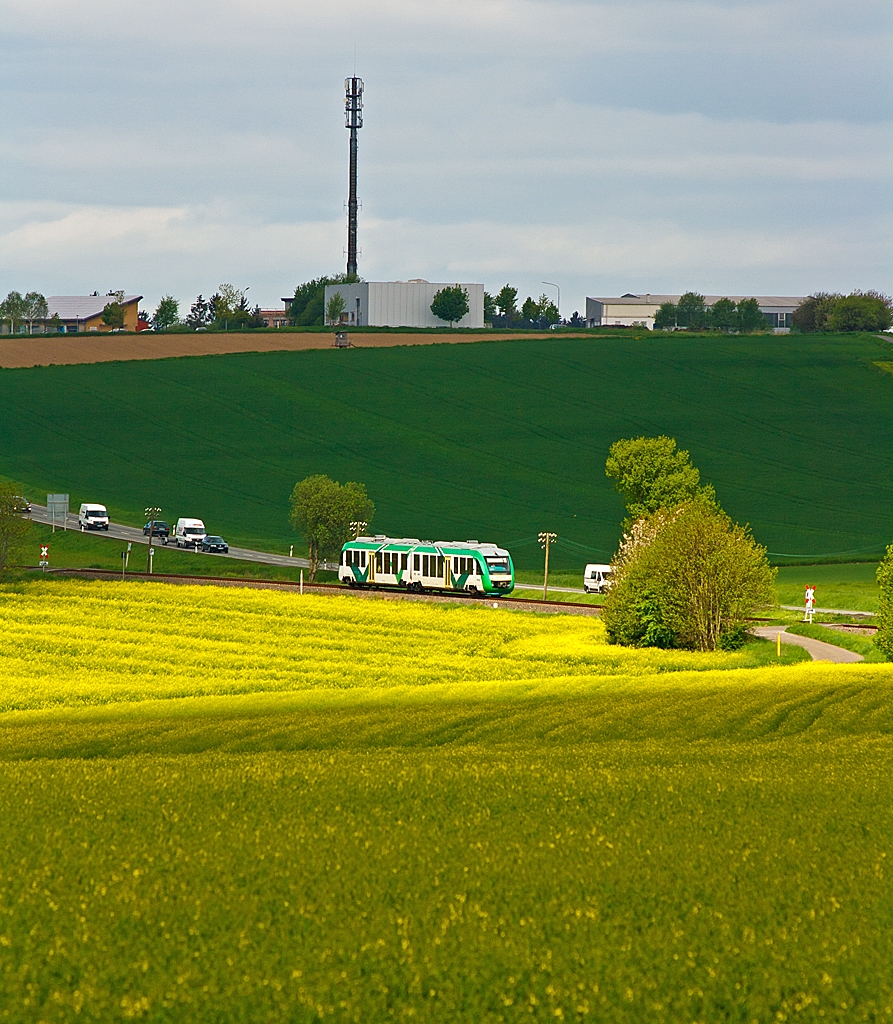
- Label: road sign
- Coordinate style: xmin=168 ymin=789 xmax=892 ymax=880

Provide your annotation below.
xmin=39 ymin=544 xmax=49 ymax=570
xmin=47 ymin=494 xmax=69 ymax=532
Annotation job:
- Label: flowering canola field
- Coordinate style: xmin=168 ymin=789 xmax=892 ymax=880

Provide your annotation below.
xmin=0 ymin=580 xmax=891 ymax=1022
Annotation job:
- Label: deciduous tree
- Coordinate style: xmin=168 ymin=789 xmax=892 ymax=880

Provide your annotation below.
xmin=735 ymin=297 xmax=766 ymax=333
xmin=605 ymin=435 xmax=713 ymax=527
xmin=877 ymin=542 xmax=893 ymax=660
xmin=653 ymin=302 xmax=677 ymax=330
xmin=289 ymin=475 xmax=375 ymax=581
xmin=675 ymin=291 xmax=708 ymax=329
xmin=326 ymin=291 xmax=346 ymax=324
xmin=0 ymin=481 xmax=32 ymax=577
xmin=23 ymin=292 xmax=48 ymax=334
xmin=602 ymin=499 xmax=775 ymax=651
xmin=430 ymin=286 xmax=469 ymax=327
xmin=186 ymin=295 xmax=212 ymax=328
xmin=709 ymin=297 xmax=737 ymax=332
xmin=827 ymin=292 xmax=893 ymax=333
xmin=791 ymin=293 xmax=841 ymax=333
xmin=495 ymin=285 xmax=518 ymax=325
xmin=152 ymin=295 xmax=180 ymax=330
xmin=0 ymin=291 xmax=27 ymax=334
xmin=101 ymin=302 xmax=125 ymax=329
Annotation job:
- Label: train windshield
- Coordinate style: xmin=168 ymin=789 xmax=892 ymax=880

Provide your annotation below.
xmin=485 ymin=556 xmax=510 ymax=574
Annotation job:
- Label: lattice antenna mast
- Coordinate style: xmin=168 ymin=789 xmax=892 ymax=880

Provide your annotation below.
xmin=345 ymin=76 xmax=364 ymax=277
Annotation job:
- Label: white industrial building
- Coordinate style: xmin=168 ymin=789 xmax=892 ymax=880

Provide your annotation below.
xmin=585 ymin=294 xmax=806 ymax=331
xmin=323 ymin=280 xmax=484 ymax=329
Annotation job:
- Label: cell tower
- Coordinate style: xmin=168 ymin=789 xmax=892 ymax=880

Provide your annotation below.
xmin=344 ymin=76 xmax=364 ymax=277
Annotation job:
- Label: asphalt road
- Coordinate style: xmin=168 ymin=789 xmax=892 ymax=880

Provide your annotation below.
xmin=751 ymin=625 xmax=863 ymax=663
xmin=29 ymin=504 xmax=316 ymax=570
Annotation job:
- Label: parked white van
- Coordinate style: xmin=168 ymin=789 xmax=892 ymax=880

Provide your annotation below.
xmin=583 ymin=563 xmax=613 ymax=594
xmin=78 ymin=503 xmax=109 ymax=530
xmin=168 ymin=518 xmax=206 ymax=548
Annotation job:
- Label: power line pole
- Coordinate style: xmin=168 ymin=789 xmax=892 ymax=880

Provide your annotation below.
xmin=538 ymin=531 xmax=557 ymax=601
xmin=145 ymin=506 xmax=161 ymax=574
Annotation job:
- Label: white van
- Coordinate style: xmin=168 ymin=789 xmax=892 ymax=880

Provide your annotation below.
xmin=169 ymin=518 xmax=206 ymax=548
xmin=78 ymin=503 xmax=109 ymax=530
xmin=583 ymin=563 xmax=613 ymax=594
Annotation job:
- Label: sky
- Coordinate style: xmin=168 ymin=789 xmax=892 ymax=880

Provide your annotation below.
xmin=1 ymin=0 xmax=891 ymax=316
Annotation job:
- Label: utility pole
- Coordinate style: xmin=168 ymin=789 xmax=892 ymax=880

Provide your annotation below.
xmin=350 ymin=520 xmax=368 ymax=540
xmin=145 ymin=506 xmax=161 ymax=574
xmin=538 ymin=531 xmax=557 ymax=600
xmin=345 ymin=77 xmax=364 ymax=277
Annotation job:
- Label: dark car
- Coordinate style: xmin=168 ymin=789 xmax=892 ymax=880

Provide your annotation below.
xmin=13 ymin=496 xmax=32 ymax=515
xmin=200 ymin=535 xmax=229 ymax=553
xmin=143 ymin=520 xmax=170 ymax=537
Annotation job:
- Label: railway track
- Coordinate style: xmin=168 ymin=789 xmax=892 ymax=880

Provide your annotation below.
xmin=25 ymin=566 xmax=604 ymax=616
xmin=24 ymin=567 xmax=873 ymax=628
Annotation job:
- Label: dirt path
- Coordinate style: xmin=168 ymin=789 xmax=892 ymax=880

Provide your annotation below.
xmin=0 ymin=330 xmax=591 ymax=369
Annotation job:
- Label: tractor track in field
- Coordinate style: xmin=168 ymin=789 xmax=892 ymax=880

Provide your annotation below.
xmin=25 ymin=566 xmax=605 ymax=616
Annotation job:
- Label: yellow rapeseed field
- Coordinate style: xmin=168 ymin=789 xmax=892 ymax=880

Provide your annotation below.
xmin=1 ymin=579 xmax=891 ymax=1023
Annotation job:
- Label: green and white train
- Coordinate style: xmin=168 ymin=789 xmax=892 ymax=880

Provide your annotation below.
xmin=339 ymin=536 xmax=515 ymax=596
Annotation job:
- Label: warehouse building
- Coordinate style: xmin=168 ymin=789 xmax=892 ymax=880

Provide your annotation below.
xmin=585 ymin=294 xmax=805 ymax=331
xmin=323 ymin=280 xmax=484 ymax=329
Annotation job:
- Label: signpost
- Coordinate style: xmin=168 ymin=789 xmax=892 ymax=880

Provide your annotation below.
xmin=39 ymin=544 xmax=49 ymax=570
xmin=47 ymin=494 xmax=69 ymax=533
xmin=121 ymin=542 xmax=132 ymax=579
xmin=804 ymin=584 xmax=816 ymax=624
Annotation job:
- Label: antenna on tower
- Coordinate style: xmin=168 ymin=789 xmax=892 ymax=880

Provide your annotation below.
xmin=344 ymin=76 xmax=364 ymax=278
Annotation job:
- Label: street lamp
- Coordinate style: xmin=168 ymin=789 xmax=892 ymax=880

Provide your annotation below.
xmin=145 ymin=506 xmax=162 ymax=574
xmin=538 ymin=531 xmax=557 ymax=600
xmin=542 ymin=282 xmax=560 ymax=323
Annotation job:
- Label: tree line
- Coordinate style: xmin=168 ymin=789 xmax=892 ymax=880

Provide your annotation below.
xmin=654 ymin=293 xmax=766 ymax=332
xmin=791 ymin=291 xmax=892 ymax=333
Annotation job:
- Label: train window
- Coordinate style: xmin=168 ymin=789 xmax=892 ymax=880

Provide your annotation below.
xmin=401 ymin=553 xmax=408 ymax=570
xmin=414 ymin=554 xmax=420 ymax=571
xmin=361 ymin=551 xmax=366 ymax=568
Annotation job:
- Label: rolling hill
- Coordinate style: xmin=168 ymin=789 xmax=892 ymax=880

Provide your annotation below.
xmin=0 ymin=332 xmax=890 ymax=569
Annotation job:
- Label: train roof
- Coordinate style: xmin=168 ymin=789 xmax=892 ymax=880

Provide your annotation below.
xmin=349 ymin=536 xmax=509 ymax=555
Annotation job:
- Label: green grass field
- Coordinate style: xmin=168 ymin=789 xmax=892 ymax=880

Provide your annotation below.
xmin=776 ymin=562 xmax=881 ymax=613
xmin=1 ymin=333 xmax=891 ymax=569
xmin=1 ymin=581 xmax=890 ymax=1021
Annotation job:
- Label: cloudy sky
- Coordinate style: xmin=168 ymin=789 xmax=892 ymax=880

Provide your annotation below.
xmin=1 ymin=0 xmax=890 ymax=315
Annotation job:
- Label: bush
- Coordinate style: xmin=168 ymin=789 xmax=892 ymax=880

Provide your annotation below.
xmin=603 ymin=501 xmax=776 ymax=651
xmin=877 ymin=543 xmax=893 ymax=660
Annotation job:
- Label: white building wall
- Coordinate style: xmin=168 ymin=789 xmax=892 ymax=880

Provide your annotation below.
xmin=325 ymin=281 xmax=484 ymax=329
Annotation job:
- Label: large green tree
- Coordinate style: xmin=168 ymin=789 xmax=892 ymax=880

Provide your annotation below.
xmin=289 ymin=475 xmax=375 ymax=580
xmin=827 ymin=292 xmax=893 ymax=333
xmin=602 ymin=499 xmax=775 ymax=651
xmin=736 ymin=297 xmax=766 ymax=333
xmin=152 ymin=295 xmax=180 ymax=330
xmin=791 ymin=293 xmax=841 ymax=333
xmin=430 ymin=286 xmax=469 ymax=327
xmin=494 ymin=285 xmax=518 ymax=325
xmin=289 ymin=275 xmax=358 ymax=327
xmin=653 ymin=302 xmax=677 ymax=330
xmin=0 ymin=480 xmax=32 ymax=576
xmin=23 ymin=292 xmax=48 ymax=334
xmin=101 ymin=302 xmax=126 ymax=329
xmin=605 ymin=435 xmax=713 ymax=528
xmin=675 ymin=291 xmax=708 ymax=329
xmin=708 ymin=297 xmax=738 ymax=332
xmin=0 ymin=291 xmax=27 ymax=334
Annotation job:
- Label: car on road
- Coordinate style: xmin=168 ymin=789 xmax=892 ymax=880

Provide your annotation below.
xmin=12 ymin=496 xmax=32 ymax=515
xmin=200 ymin=535 xmax=229 ymax=553
xmin=143 ymin=520 xmax=170 ymax=538
xmin=583 ymin=563 xmax=613 ymax=594
xmin=78 ymin=503 xmax=110 ymax=530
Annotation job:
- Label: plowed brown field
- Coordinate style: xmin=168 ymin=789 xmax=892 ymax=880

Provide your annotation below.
xmin=0 ymin=330 xmax=583 ymax=369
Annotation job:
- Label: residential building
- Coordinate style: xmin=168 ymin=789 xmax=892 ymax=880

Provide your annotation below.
xmin=47 ymin=294 xmax=143 ymax=333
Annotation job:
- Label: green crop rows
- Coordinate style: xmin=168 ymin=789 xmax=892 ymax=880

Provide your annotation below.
xmin=0 ymin=581 xmax=891 ymax=1021
xmin=0 ymin=334 xmax=891 ymax=568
